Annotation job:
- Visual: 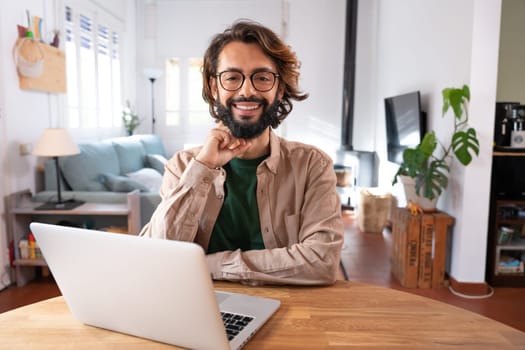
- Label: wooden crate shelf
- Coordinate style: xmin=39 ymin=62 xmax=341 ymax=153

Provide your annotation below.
xmin=391 ymin=208 xmax=454 ymax=288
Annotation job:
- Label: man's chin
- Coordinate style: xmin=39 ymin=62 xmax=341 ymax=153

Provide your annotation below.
xmin=217 ymin=98 xmax=278 ymax=139
xmin=235 ymin=117 xmax=260 ymax=126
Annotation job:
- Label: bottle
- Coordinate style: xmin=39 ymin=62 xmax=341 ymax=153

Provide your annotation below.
xmin=495 ymin=103 xmax=514 ymax=147
xmin=28 ymin=233 xmax=36 ymax=259
xmin=18 ymin=240 xmax=29 ymax=259
xmin=499 ymin=115 xmax=510 ymax=146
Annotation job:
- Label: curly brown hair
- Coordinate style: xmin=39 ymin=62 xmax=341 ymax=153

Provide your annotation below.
xmin=202 ymin=19 xmax=308 ymax=127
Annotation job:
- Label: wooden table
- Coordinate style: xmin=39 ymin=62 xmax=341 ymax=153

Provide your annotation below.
xmin=1 ymin=281 xmax=524 ymax=349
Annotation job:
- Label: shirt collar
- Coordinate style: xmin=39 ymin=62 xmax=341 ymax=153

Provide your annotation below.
xmin=261 ymin=130 xmax=281 ymax=174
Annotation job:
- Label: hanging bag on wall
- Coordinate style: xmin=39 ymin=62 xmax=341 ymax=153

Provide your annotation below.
xmin=13 ymin=37 xmax=45 ymax=78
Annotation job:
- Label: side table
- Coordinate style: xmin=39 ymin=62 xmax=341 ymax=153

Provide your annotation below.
xmin=391 ymin=208 xmax=454 ymax=288
xmin=6 ymin=189 xmax=140 ymax=287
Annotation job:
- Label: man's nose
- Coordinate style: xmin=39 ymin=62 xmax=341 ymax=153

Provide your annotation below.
xmin=238 ymin=76 xmax=257 ymax=96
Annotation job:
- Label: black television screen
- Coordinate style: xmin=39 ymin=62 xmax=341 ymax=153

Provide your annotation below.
xmin=385 ymin=91 xmax=426 ymax=164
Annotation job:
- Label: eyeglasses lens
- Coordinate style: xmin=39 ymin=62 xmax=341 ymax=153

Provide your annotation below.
xmin=219 ymin=71 xmax=276 ymax=92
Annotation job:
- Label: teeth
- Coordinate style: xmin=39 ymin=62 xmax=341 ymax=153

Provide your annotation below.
xmin=235 ymin=104 xmax=259 ymax=111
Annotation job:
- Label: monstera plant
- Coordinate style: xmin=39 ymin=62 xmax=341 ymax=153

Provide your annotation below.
xmin=392 ymin=84 xmax=480 ymax=208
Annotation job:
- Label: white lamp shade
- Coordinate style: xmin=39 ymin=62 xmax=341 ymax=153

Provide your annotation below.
xmin=143 ymin=67 xmax=163 ymax=80
xmin=32 ymin=128 xmax=80 ymax=157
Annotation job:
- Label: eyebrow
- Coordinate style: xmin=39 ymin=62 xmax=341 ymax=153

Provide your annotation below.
xmin=218 ymin=67 xmax=276 ymax=74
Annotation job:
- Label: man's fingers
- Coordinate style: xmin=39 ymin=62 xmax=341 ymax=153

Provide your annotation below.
xmin=227 ymin=139 xmax=241 ymax=150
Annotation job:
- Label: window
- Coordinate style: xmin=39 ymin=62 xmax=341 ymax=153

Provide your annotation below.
xmin=165 ymin=58 xmax=180 ymax=126
xmin=164 ymin=57 xmax=214 ymax=148
xmin=187 ymin=58 xmax=209 ymax=124
xmin=166 ymin=57 xmax=209 ymax=126
xmin=65 ymin=5 xmax=122 ymax=130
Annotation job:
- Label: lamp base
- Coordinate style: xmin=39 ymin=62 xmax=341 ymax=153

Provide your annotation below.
xmin=35 ymin=199 xmax=85 ymax=210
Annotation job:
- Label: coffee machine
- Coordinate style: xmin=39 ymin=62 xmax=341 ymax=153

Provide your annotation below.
xmin=510 ymin=105 xmax=525 ymax=148
xmin=494 ymin=102 xmax=520 ymax=147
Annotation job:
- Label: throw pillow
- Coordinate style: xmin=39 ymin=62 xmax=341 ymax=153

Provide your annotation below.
xmin=126 ymin=168 xmax=163 ymax=193
xmin=146 ymin=154 xmax=168 ymax=174
xmin=60 ymin=142 xmax=120 ymax=191
xmin=112 ymin=138 xmax=147 ymax=174
xmin=101 ymin=173 xmax=148 ymax=192
xmin=137 ymin=134 xmax=167 ymax=157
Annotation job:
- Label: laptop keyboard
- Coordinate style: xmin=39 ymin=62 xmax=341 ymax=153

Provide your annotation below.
xmin=221 ymin=312 xmax=254 ymax=341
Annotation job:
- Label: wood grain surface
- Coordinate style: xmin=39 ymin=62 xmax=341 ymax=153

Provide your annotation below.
xmin=1 ymin=280 xmax=524 ymax=349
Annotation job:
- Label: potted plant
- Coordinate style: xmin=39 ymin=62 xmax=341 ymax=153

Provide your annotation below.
xmin=392 ymin=84 xmax=480 ymax=211
xmin=122 ymin=100 xmax=141 ymax=136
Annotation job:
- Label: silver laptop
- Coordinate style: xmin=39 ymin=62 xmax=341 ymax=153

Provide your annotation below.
xmin=29 ymin=222 xmax=280 ymax=350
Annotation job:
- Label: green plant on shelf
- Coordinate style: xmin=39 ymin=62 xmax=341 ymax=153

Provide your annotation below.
xmin=122 ymin=100 xmax=141 ymax=136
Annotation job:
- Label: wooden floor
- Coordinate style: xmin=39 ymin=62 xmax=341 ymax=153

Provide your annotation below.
xmin=1 ymin=210 xmax=524 ymax=333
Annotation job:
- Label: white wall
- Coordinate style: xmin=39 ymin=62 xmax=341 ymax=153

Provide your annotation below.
xmin=0 ymin=0 xmax=55 ymax=289
xmin=283 ymin=0 xmax=346 ymax=156
xmin=356 ymin=0 xmax=501 ymax=283
xmin=453 ymin=0 xmax=501 ymax=282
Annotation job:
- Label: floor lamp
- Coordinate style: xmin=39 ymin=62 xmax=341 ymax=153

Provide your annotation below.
xmin=143 ymin=68 xmax=163 ymax=134
xmin=32 ymin=128 xmax=84 ymax=210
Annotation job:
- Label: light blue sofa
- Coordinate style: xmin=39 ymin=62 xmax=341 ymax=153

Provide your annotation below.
xmin=34 ymin=134 xmax=168 ymax=229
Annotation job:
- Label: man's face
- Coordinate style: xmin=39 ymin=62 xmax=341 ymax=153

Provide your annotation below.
xmin=211 ymin=41 xmax=284 ymax=139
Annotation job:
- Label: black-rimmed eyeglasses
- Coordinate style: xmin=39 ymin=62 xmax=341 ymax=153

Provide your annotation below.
xmin=216 ymin=71 xmax=280 ymax=92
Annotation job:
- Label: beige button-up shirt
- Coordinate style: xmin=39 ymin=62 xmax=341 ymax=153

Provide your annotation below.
xmin=140 ymin=131 xmax=344 ymax=285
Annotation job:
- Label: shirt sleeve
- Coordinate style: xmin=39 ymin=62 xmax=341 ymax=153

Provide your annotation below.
xmin=139 ymin=157 xmax=223 ymax=241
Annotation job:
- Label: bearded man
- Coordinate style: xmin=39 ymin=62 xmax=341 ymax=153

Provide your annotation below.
xmin=140 ymin=20 xmax=343 ymax=286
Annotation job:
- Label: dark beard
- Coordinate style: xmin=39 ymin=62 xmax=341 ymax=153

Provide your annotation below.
xmin=216 ymin=97 xmax=280 ymax=139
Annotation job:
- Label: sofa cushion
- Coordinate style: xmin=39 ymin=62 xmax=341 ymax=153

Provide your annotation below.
xmin=135 ymin=134 xmax=167 ymax=157
xmin=146 ymin=154 xmax=167 ymax=174
xmin=60 ymin=141 xmax=120 ymax=191
xmin=101 ymin=173 xmax=149 ymax=192
xmin=112 ymin=138 xmax=147 ymax=174
xmin=126 ymin=168 xmax=163 ymax=193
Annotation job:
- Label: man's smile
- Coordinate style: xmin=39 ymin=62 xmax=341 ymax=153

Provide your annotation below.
xmin=233 ymin=102 xmax=261 ymax=111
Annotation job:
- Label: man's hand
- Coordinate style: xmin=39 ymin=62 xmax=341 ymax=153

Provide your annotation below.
xmin=195 ymin=126 xmax=251 ymax=168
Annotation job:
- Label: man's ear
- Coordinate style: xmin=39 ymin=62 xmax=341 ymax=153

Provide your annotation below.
xmin=277 ymin=84 xmax=285 ymax=100
xmin=210 ymin=77 xmax=218 ymax=100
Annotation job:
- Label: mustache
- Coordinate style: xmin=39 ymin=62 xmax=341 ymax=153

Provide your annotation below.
xmin=227 ymin=96 xmax=267 ymax=105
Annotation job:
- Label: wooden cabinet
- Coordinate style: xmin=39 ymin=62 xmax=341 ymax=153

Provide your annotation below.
xmin=486 ymin=152 xmax=525 ymax=287
xmin=6 ymin=189 xmax=140 ymax=287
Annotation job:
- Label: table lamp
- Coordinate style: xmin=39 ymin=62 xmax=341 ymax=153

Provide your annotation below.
xmin=32 ymin=128 xmax=84 ymax=210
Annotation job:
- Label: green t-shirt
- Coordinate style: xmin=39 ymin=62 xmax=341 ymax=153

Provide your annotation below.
xmin=207 ymin=155 xmax=267 ymax=254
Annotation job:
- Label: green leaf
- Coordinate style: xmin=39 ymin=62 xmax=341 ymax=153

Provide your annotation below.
xmin=415 ymin=160 xmax=449 ymax=200
xmin=461 ymin=84 xmax=470 ymax=101
xmin=442 ymin=85 xmax=470 ymax=120
xmin=417 ymin=132 xmax=437 ymax=156
xmin=451 ymin=128 xmax=480 ymax=166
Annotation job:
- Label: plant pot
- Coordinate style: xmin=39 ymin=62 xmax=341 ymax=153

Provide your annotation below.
xmin=399 ymin=175 xmax=438 ymax=212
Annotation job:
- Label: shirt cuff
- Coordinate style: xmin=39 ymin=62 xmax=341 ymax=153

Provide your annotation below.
xmin=205 ymin=252 xmax=225 ymax=279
